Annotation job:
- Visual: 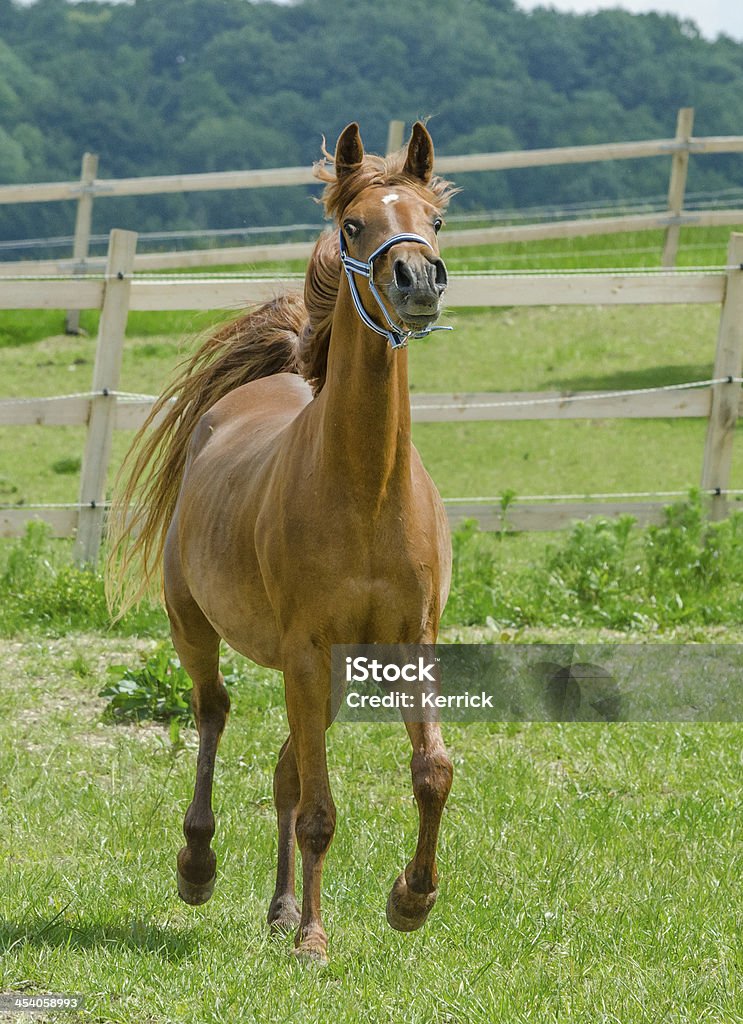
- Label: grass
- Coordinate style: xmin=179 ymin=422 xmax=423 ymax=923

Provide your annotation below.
xmin=442 ymin=223 xmax=743 ymax=273
xmin=0 ymin=635 xmax=740 ymax=1023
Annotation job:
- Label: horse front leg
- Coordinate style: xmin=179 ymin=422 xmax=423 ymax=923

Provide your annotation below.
xmin=282 ymin=651 xmax=336 ymax=962
xmin=387 ymin=717 xmax=453 ymax=931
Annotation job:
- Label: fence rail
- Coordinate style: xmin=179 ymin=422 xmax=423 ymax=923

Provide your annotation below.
xmin=2 ymin=124 xmax=742 ymax=208
xmin=1 ymin=228 xmax=742 ymax=559
xmin=2 ymin=109 xmax=743 ymax=283
xmin=0 ymin=269 xmax=729 ymax=312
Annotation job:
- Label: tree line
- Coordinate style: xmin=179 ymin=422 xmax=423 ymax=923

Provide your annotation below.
xmin=1 ymin=0 xmax=742 ymax=244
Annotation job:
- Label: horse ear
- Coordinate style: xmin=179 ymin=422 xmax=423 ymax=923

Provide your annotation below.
xmin=404 ymin=122 xmax=434 ymax=184
xmin=335 ymin=123 xmax=364 ymax=180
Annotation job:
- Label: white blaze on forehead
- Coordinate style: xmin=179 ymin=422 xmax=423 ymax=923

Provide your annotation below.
xmin=381 ymin=192 xmax=400 ymax=205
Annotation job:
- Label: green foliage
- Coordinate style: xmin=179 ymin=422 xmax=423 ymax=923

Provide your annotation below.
xmin=99 ymin=645 xmax=194 ymax=723
xmin=444 ymin=518 xmax=499 ymax=626
xmin=51 ymin=455 xmax=81 ymax=475
xmin=3 ymin=497 xmax=743 ymax=638
xmin=443 ymin=493 xmax=743 ymax=631
xmin=0 ymin=521 xmax=166 ymax=637
xmin=543 ymin=514 xmax=638 ymax=625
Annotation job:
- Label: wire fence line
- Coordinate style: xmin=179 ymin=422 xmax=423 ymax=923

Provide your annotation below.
xmin=2 ymin=376 xmax=743 ymax=514
xmin=3 ymin=184 xmax=743 ymax=258
xmin=8 ymin=488 xmax=743 ymax=513
xmin=0 ymin=263 xmax=737 ymax=284
xmin=1 ymin=375 xmax=739 ymax=411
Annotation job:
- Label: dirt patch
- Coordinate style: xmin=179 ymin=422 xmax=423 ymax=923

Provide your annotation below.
xmin=0 ymin=634 xmax=181 ymax=749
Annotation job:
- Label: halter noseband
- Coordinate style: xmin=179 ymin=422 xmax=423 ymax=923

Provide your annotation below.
xmin=338 ymin=229 xmax=453 ymax=350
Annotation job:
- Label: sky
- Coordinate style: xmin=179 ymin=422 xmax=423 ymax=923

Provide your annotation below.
xmin=515 ymin=0 xmax=743 ymax=42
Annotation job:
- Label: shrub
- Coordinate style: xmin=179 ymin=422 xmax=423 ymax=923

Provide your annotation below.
xmin=443 ymin=493 xmax=743 ymax=630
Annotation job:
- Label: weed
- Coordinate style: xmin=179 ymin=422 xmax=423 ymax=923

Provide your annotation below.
xmin=99 ymin=645 xmax=195 ymax=723
xmin=51 ymin=456 xmax=82 ymax=475
xmin=443 ymin=518 xmax=498 ymax=626
xmin=69 ymin=652 xmax=92 ymax=678
xmin=443 ymin=493 xmax=743 ymax=631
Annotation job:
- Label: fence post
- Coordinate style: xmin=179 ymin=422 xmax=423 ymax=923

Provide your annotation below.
xmin=73 ymin=228 xmax=137 ymax=565
xmin=700 ymin=233 xmax=743 ymax=520
xmin=386 ymin=120 xmax=405 ymax=155
xmin=65 ymin=151 xmax=99 ymax=335
xmin=661 ymin=108 xmax=694 ymax=269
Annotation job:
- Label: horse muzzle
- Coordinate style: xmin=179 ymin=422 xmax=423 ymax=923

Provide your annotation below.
xmin=389 ymin=250 xmax=448 ymax=328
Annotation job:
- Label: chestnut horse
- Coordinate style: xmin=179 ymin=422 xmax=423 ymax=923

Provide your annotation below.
xmin=107 ymin=123 xmax=456 ymax=961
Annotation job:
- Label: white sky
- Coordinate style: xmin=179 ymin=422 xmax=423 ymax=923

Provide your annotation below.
xmin=516 ymin=0 xmax=743 ymax=41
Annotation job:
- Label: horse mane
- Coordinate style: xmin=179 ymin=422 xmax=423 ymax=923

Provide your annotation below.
xmin=106 ymin=138 xmax=456 ymax=614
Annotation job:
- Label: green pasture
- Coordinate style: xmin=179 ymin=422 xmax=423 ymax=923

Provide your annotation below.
xmin=0 ymin=227 xmax=741 ymax=1023
xmin=0 ymin=636 xmax=740 ymax=1024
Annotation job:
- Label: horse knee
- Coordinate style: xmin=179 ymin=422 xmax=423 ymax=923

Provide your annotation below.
xmin=411 ymin=750 xmax=453 ymax=812
xmin=296 ymin=804 xmax=336 ymax=856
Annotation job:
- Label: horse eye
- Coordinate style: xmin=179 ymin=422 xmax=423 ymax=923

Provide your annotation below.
xmin=433 ymin=218 xmax=443 ymax=234
xmin=343 ymin=221 xmax=361 ymax=240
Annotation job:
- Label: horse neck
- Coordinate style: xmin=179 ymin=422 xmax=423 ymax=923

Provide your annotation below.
xmin=317 ymin=280 xmax=412 ymax=503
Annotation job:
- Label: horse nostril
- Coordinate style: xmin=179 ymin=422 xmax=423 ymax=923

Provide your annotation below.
xmin=433 ymin=259 xmax=448 ymax=292
xmin=393 ymin=259 xmax=415 ymax=293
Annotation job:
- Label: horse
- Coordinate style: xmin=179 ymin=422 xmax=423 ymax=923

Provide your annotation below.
xmin=107 ymin=122 xmax=457 ymax=962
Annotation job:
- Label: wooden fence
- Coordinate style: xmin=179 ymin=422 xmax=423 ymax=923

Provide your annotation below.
xmin=2 ymin=109 xmax=743 ymax=289
xmin=1 ymin=228 xmax=742 ymax=562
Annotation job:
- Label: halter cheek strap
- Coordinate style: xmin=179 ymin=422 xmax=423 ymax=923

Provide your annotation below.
xmin=338 ymin=229 xmax=453 ymax=350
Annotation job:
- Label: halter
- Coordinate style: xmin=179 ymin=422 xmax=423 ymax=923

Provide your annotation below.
xmin=338 ymin=229 xmax=453 ymax=350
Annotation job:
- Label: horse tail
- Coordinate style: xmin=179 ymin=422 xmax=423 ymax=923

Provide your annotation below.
xmin=105 ymin=293 xmax=306 ymax=617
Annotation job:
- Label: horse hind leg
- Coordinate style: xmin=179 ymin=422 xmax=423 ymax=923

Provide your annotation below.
xmin=267 ymin=735 xmax=301 ymax=931
xmin=166 ymin=579 xmax=230 ymax=907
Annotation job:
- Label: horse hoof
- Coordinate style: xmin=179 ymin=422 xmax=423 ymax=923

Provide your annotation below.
xmin=291 ymin=926 xmax=328 ymax=964
xmin=267 ymin=895 xmax=301 ymax=933
xmin=177 ymin=868 xmax=216 ymax=906
xmin=291 ymin=940 xmax=328 ymax=965
xmin=386 ymin=872 xmax=437 ymax=932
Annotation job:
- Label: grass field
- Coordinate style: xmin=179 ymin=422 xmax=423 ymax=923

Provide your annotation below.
xmin=0 ymin=225 xmax=741 ymax=1023
xmin=1 ymin=634 xmax=740 ymax=1024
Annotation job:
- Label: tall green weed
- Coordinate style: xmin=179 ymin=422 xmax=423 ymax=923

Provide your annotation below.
xmin=442 ymin=494 xmax=743 ymax=630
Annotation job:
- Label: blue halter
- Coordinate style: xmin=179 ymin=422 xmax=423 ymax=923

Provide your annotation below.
xmin=338 ymin=229 xmax=453 ymax=350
